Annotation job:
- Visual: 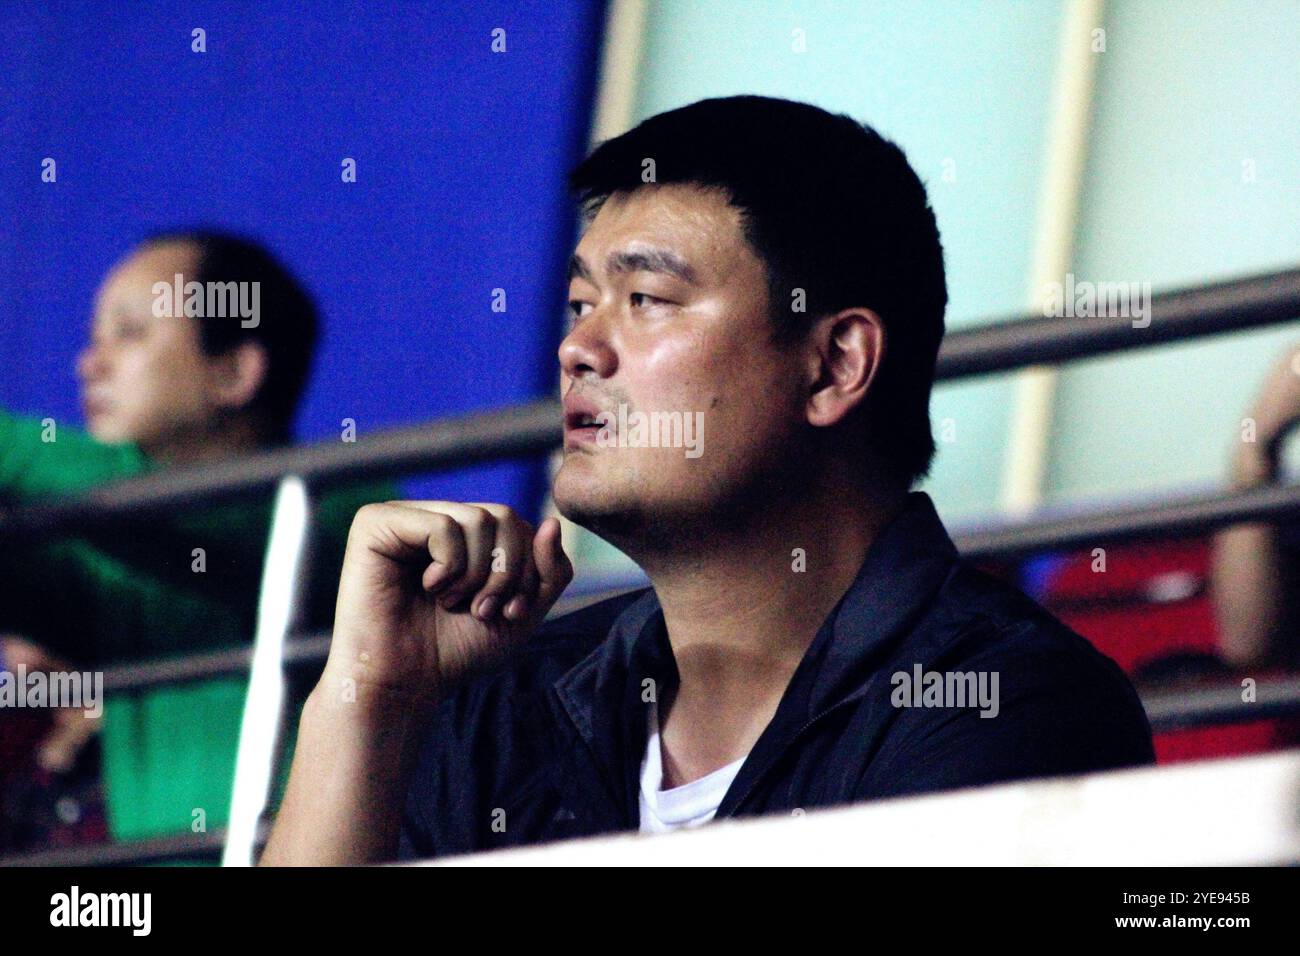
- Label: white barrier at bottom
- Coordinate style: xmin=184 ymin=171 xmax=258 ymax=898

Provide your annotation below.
xmin=421 ymin=748 xmax=1300 ymax=866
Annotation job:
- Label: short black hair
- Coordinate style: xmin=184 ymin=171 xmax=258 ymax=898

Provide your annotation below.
xmin=569 ymin=95 xmax=947 ymax=489
xmin=141 ymin=229 xmax=318 ymax=444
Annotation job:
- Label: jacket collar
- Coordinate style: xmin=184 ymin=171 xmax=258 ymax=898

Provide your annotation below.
xmin=551 ymin=490 xmax=960 ymax=823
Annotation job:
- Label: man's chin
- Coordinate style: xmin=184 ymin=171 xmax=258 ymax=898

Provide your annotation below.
xmin=85 ymin=418 xmax=128 ymax=445
xmin=552 ymin=484 xmax=616 ymax=532
xmin=553 ymin=473 xmax=643 ymax=540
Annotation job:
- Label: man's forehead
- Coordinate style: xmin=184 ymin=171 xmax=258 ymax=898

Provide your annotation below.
xmin=571 ymin=185 xmax=746 ymax=279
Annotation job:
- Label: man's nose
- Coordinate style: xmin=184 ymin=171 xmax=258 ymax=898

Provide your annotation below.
xmin=558 ymin=312 xmax=617 ymax=380
xmin=76 ymin=344 xmax=106 ymax=382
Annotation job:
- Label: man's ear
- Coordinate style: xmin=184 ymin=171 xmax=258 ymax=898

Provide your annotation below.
xmin=209 ymin=341 xmax=269 ymax=412
xmin=805 ymin=307 xmax=886 ymax=428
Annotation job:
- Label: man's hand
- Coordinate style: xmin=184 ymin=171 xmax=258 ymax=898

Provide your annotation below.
xmin=326 ymin=502 xmax=573 ymax=705
xmin=262 ymin=502 xmax=572 ymax=865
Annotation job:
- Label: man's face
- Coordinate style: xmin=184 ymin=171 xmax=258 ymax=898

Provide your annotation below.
xmin=77 ymin=241 xmax=223 ymax=452
xmin=553 ymin=184 xmax=810 ymax=542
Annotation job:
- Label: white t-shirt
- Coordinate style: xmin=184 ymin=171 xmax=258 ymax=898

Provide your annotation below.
xmin=638 ymin=703 xmax=747 ymax=834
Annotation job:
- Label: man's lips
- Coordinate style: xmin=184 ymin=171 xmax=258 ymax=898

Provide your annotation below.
xmin=562 ymin=394 xmax=608 ymax=446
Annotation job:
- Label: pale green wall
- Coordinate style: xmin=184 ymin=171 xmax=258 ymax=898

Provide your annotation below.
xmin=1046 ymin=0 xmax=1300 ymax=503
xmin=568 ymin=0 xmax=1300 ymax=578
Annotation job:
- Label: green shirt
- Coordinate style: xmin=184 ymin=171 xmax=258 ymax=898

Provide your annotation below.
xmin=0 ymin=409 xmax=392 ymax=842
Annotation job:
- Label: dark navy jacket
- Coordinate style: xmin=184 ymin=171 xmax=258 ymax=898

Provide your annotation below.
xmin=397 ymin=491 xmax=1154 ymax=860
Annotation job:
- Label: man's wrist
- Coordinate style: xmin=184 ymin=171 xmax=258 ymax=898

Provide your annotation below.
xmin=309 ymin=663 xmax=441 ymax=734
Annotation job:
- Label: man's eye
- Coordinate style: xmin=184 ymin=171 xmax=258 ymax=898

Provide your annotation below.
xmin=115 ymin=322 xmax=148 ymax=340
xmin=568 ymin=300 xmax=592 ymax=320
xmin=630 ymin=292 xmax=669 ymax=309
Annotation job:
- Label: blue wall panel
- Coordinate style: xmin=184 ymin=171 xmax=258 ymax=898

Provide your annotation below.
xmin=0 ymin=0 xmax=606 ymax=515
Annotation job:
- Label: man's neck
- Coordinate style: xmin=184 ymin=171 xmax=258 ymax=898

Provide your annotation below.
xmin=634 ymin=477 xmax=908 ymax=786
xmin=144 ymin=418 xmax=269 ymax=467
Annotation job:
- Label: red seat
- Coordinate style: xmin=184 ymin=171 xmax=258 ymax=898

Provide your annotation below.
xmin=1029 ymin=538 xmax=1300 ymax=763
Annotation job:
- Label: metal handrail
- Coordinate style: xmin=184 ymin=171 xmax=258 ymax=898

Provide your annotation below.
xmin=0 ymin=826 xmax=257 ymax=868
xmin=937 ymin=267 xmax=1300 ymax=379
xmin=0 ymin=399 xmax=561 ymax=539
xmin=1141 ymin=676 xmax=1300 ymax=733
xmin=955 ymin=479 xmax=1300 ymax=559
xmin=100 ymin=634 xmax=332 ymax=693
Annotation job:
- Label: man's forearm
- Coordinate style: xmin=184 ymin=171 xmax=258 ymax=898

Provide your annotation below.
xmin=1212 ymin=522 xmax=1287 ymax=669
xmin=260 ymin=673 xmax=437 ymax=866
xmin=1212 ymin=447 xmax=1290 ymax=670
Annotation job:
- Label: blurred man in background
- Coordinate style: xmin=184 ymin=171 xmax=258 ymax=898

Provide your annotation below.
xmin=0 ymin=231 xmax=389 ymax=851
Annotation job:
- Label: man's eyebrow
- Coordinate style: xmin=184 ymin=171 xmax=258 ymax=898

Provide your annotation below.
xmin=567 ymin=253 xmax=592 ymax=283
xmin=567 ymin=249 xmax=698 ymax=285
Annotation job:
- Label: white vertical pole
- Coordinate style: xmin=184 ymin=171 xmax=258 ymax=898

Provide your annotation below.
xmin=222 ymin=475 xmax=312 ymax=867
xmin=1001 ymin=0 xmax=1105 ymax=516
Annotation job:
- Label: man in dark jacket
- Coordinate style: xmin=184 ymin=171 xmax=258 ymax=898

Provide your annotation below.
xmin=263 ymin=96 xmax=1153 ymax=865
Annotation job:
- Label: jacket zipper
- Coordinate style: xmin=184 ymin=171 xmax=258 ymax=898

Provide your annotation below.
xmin=723 ymin=687 xmax=874 ymax=817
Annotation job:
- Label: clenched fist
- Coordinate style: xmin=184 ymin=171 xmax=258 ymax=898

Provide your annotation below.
xmin=324 ymin=501 xmax=573 ymax=705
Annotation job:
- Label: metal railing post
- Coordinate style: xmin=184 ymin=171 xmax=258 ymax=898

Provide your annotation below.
xmin=221 ymin=476 xmax=313 ymax=867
